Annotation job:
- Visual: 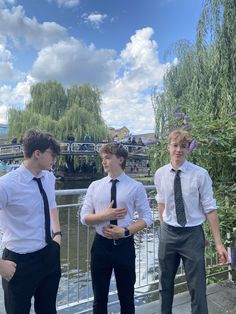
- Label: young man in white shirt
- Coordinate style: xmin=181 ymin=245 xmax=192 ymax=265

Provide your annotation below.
xmin=154 ymin=129 xmax=228 ymax=314
xmin=0 ymin=128 xmax=62 ymax=314
xmin=81 ymin=143 xmax=152 ymax=314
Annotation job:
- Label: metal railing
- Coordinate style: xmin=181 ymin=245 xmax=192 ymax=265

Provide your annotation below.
xmin=0 ymin=142 xmax=146 ymax=159
xmin=55 ymin=186 xmax=231 ymax=313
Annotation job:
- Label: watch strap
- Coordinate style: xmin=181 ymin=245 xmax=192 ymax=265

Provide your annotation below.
xmin=53 ymin=231 xmax=62 ymax=238
xmin=124 ymin=227 xmax=130 ymax=237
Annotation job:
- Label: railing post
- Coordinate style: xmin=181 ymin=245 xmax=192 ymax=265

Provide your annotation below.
xmin=227 ymin=233 xmax=232 ymax=281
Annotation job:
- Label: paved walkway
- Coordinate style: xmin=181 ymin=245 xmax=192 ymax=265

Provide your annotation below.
xmin=136 ymin=280 xmax=236 ymax=314
xmin=0 ymin=280 xmax=235 ymax=313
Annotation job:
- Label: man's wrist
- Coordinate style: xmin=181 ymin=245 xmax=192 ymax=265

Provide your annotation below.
xmin=123 ymin=227 xmax=130 ymax=237
xmin=53 ymin=231 xmax=62 ymax=238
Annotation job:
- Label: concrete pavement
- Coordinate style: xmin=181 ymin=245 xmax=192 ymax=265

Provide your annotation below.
xmin=136 ymin=280 xmax=236 ymax=314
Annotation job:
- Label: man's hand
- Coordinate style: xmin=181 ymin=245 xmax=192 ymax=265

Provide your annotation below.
xmin=0 ymin=260 xmax=17 ymax=281
xmin=216 ymin=244 xmax=228 ymax=264
xmin=53 ymin=234 xmax=61 ymax=246
xmin=103 ymin=225 xmax=125 ymax=239
xmin=102 ymin=201 xmax=127 ymax=221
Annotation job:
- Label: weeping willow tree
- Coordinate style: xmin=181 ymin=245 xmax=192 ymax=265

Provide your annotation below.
xmin=151 ymin=0 xmax=236 ymax=238
xmin=8 ymin=81 xmax=109 ymax=142
xmin=152 ymin=0 xmax=236 ymax=179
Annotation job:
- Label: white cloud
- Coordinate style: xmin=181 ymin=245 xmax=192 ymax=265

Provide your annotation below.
xmin=0 ymin=6 xmax=67 ymax=49
xmin=0 ymin=43 xmax=12 ymax=60
xmin=0 ymin=62 xmax=16 ymax=81
xmin=0 ymin=104 xmax=8 ymax=123
xmin=48 ymin=0 xmax=80 ymax=8
xmin=102 ymin=27 xmax=172 ymax=133
xmin=0 ymin=75 xmax=34 ymax=123
xmin=0 ymin=43 xmax=23 ymax=82
xmin=31 ymin=38 xmax=120 ymax=87
xmin=83 ymin=12 xmax=107 ymax=29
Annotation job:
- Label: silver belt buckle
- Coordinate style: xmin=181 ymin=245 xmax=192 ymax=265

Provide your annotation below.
xmin=113 ymin=239 xmax=118 ymax=245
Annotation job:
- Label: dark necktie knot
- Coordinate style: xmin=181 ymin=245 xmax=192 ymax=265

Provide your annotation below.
xmin=111 ymin=179 xmax=118 ymax=186
xmin=175 ymin=169 xmax=181 ymax=176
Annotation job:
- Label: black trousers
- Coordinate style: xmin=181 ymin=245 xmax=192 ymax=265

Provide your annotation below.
xmin=158 ymin=223 xmax=208 ymax=314
xmin=2 ymin=241 xmax=61 ymax=314
xmin=91 ymin=233 xmax=136 ymax=314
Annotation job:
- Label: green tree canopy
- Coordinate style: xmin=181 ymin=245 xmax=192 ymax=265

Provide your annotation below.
xmin=8 ymin=81 xmax=109 ymax=142
xmin=151 ymin=0 xmax=236 ymax=236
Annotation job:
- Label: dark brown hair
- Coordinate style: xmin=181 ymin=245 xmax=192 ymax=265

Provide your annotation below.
xmin=23 ymin=128 xmax=60 ymax=158
xmin=99 ymin=143 xmax=128 ymax=170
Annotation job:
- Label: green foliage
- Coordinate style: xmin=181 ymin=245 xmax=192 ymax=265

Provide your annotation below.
xmin=8 ymin=81 xmax=109 ymax=142
xmin=151 ymin=0 xmax=236 ymax=241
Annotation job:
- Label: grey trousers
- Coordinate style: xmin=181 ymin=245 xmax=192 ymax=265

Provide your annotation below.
xmin=158 ymin=223 xmax=208 ymax=314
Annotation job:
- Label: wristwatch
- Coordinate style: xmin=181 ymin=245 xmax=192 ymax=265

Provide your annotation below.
xmin=53 ymin=231 xmax=63 ymax=238
xmin=124 ymin=227 xmax=130 ymax=237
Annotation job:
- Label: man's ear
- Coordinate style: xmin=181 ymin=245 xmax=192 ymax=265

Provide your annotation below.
xmin=119 ymin=156 xmax=124 ymax=166
xmin=33 ymin=150 xmax=41 ymax=159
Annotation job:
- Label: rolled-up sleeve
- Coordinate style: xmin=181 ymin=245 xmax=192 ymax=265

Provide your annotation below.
xmin=134 ymin=183 xmax=152 ymax=226
xmin=199 ymin=170 xmax=217 ymax=213
xmin=80 ymin=182 xmax=95 ymax=225
xmin=154 ymin=170 xmax=165 ymax=204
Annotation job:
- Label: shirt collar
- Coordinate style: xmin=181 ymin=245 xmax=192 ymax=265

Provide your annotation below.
xmin=107 ymin=171 xmax=126 ymax=182
xmin=19 ymin=164 xmax=45 ymax=183
xmin=168 ymin=160 xmax=189 ymax=173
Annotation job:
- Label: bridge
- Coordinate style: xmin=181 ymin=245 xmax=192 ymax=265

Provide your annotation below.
xmin=0 ymin=142 xmax=147 ymax=161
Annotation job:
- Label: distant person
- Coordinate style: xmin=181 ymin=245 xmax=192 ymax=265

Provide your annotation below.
xmin=154 ymin=129 xmax=228 ymax=314
xmin=67 ymin=133 xmax=75 ymax=142
xmin=84 ymin=133 xmax=91 ymax=142
xmin=80 ymin=143 xmax=152 ymax=314
xmin=11 ymin=137 xmax=17 ymax=144
xmin=137 ymin=137 xmax=143 ymax=145
xmin=131 ymin=137 xmax=137 ymax=144
xmin=0 ymin=128 xmax=62 ymax=314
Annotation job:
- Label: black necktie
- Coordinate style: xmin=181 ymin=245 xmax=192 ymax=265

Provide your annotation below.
xmin=33 ymin=177 xmax=52 ymax=244
xmin=174 ymin=170 xmax=187 ymax=227
xmin=110 ymin=179 xmax=118 ymax=225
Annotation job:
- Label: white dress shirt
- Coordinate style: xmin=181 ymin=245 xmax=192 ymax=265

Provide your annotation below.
xmin=0 ymin=164 xmax=57 ymax=253
xmin=154 ymin=160 xmax=217 ymax=227
xmin=80 ymin=172 xmax=152 ymax=235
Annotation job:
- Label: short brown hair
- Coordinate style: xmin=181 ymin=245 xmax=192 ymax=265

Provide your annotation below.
xmin=99 ymin=143 xmax=128 ymax=170
xmin=168 ymin=129 xmax=192 ymax=146
xmin=23 ymin=128 xmax=60 ymax=158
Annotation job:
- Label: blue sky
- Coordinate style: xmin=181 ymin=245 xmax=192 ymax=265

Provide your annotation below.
xmin=0 ymin=0 xmax=204 ymax=134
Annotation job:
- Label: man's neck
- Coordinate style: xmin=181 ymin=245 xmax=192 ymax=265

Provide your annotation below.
xmin=171 ymin=159 xmax=186 ymax=170
xmin=23 ymin=160 xmax=41 ymax=177
xmin=108 ymin=169 xmax=123 ymax=179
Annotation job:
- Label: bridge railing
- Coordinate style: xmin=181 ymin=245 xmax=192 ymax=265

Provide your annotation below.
xmin=0 ymin=142 xmax=147 ymax=159
xmin=55 ymin=186 xmax=230 ymax=313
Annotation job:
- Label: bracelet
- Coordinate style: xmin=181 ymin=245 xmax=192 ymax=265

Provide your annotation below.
xmin=53 ymin=231 xmax=62 ymax=238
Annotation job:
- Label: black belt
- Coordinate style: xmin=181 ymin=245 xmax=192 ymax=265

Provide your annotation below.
xmin=95 ymin=232 xmax=133 ymax=246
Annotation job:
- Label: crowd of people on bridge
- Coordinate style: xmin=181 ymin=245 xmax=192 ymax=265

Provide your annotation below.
xmin=0 ymin=128 xmax=228 ymax=314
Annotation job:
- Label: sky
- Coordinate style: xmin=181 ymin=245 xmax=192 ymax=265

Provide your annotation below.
xmin=0 ymin=0 xmax=204 ymax=134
